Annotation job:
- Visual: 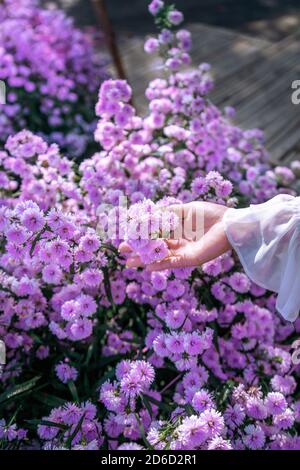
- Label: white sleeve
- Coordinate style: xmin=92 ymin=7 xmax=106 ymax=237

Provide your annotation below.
xmin=223 ymin=194 xmax=300 ymax=322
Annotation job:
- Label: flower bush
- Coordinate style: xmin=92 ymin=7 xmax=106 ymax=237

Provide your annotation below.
xmin=1 ymin=0 xmax=300 ymax=450
xmin=0 ymin=0 xmax=108 ymax=158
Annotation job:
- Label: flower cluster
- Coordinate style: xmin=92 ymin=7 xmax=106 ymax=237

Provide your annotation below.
xmin=55 ymin=360 xmax=78 ymax=384
xmin=99 ymin=360 xmax=158 ymax=448
xmin=0 ymin=130 xmax=80 ymax=210
xmin=0 ymin=419 xmax=27 ymax=450
xmin=153 ymin=329 xmax=213 ymax=370
xmin=1 ymin=0 xmax=300 ymax=451
xmin=0 ymin=191 xmax=113 ymax=383
xmin=37 ymin=402 xmax=103 ymax=450
xmin=118 ymin=199 xmax=180 ymax=265
xmin=0 ymin=0 xmax=108 ymax=158
xmin=146 ymin=381 xmax=300 ymax=450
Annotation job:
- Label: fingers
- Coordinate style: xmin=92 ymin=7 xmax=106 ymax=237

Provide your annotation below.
xmin=193 ymin=222 xmax=231 ymax=266
xmin=146 ymin=255 xmax=197 ymax=272
xmin=165 ymin=239 xmax=182 ymax=250
xmin=126 ymin=255 xmax=145 ymax=268
xmin=168 ymin=204 xmax=205 ymax=241
xmin=119 ymin=242 xmax=133 ymax=254
xmin=167 ymin=204 xmax=184 ymax=217
xmin=119 ymin=242 xmax=145 ymax=268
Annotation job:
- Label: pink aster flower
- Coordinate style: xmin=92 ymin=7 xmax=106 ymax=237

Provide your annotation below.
xmin=131 ymin=360 xmax=155 ymax=387
xmin=77 ymin=294 xmax=97 ymax=317
xmin=177 ymin=415 xmax=207 ymax=448
xmin=167 ymin=10 xmax=184 ymax=25
xmin=265 ymin=392 xmax=287 ymax=416
xmin=200 ymin=409 xmax=224 ymax=438
xmin=148 ymin=0 xmax=164 ymax=16
xmin=144 ymin=38 xmax=160 ymax=54
xmin=228 ymin=272 xmax=251 ymax=294
xmin=243 ymin=425 xmax=265 ymax=450
xmin=273 ymin=409 xmax=295 ymax=430
xmin=82 ymin=268 xmax=103 ymax=287
xmin=42 ymin=264 xmax=63 ymax=285
xmin=207 ymin=436 xmax=232 ymax=450
xmin=184 ymin=332 xmax=205 ymax=356
xmin=165 ymin=333 xmax=185 ymax=354
xmin=245 ymin=397 xmax=268 ymax=420
xmin=69 ymin=318 xmax=93 ymax=341
xmin=6 ymin=224 xmax=29 ymax=244
xmin=55 ymin=362 xmax=78 ymax=384
xmin=192 ymin=390 xmax=213 ymax=413
xmin=21 ymin=208 xmax=45 ymax=232
xmin=140 ymin=239 xmax=169 ymax=264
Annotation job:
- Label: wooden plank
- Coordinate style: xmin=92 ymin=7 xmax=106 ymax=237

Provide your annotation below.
xmin=279 ymin=149 xmax=300 ymax=164
xmin=118 ymin=22 xmax=271 ymax=112
xmin=212 ymin=33 xmax=300 ymax=105
xmin=268 ymin=123 xmax=300 ymax=163
xmin=119 ymin=23 xmax=300 ymax=164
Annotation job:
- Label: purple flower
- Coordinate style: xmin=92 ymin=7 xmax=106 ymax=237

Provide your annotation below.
xmin=82 ymin=269 xmax=103 ymax=287
xmin=6 ymin=225 xmax=29 ymax=244
xmin=42 ymin=264 xmax=63 ymax=285
xmin=1 ymin=0 xmax=299 ymax=451
xmin=184 ymin=332 xmax=205 ymax=356
xmin=55 ymin=362 xmax=78 ymax=384
xmin=78 ymin=295 xmax=97 ymax=317
xmin=207 ymin=436 xmax=232 ymax=450
xmin=69 ymin=318 xmax=93 ymax=341
xmin=246 ymin=398 xmax=268 ymax=420
xmin=200 ymin=409 xmax=224 ymax=438
xmin=21 ymin=208 xmax=45 ymax=232
xmin=80 ymin=234 xmax=100 ymax=253
xmin=167 ymin=10 xmax=184 ymax=25
xmin=273 ymin=409 xmax=295 ymax=430
xmin=131 ymin=360 xmax=155 ymax=387
xmin=192 ymin=390 xmax=213 ymax=413
xmin=144 ymin=38 xmax=160 ymax=54
xmin=228 ymin=272 xmax=251 ymax=293
xmin=265 ymin=392 xmax=287 ymax=416
xmin=148 ymin=0 xmax=164 ymax=16
xmin=165 ymin=333 xmax=185 ymax=353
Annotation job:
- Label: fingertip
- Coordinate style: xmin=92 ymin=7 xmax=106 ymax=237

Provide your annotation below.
xmin=146 ymin=261 xmax=169 ymax=272
xmin=126 ymin=255 xmax=144 ymax=268
xmin=166 ymin=239 xmax=181 ymax=249
xmin=119 ymin=242 xmax=132 ymax=254
xmin=145 ymin=264 xmax=158 ymax=272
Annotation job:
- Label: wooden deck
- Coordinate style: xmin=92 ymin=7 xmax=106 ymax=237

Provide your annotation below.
xmin=118 ymin=24 xmax=300 ymax=164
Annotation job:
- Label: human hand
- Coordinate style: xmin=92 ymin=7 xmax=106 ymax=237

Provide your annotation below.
xmin=119 ymin=201 xmax=232 ymax=271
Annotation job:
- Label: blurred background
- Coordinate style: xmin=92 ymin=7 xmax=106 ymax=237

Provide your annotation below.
xmin=43 ymin=0 xmax=300 ymax=41
xmin=38 ymin=1 xmax=300 ymax=164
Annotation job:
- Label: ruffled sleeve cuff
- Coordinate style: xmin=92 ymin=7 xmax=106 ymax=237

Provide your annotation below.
xmin=223 ymin=194 xmax=300 ymax=322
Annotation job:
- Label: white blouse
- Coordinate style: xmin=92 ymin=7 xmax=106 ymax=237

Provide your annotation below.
xmin=223 ymin=194 xmax=300 ymax=322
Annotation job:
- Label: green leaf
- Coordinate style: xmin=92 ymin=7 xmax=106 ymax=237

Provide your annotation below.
xmin=102 ymin=267 xmax=116 ymax=313
xmin=26 ymin=419 xmax=68 ymax=431
xmin=33 ymin=392 xmax=66 ymax=408
xmin=134 ymin=413 xmax=154 ymax=450
xmin=29 ymin=227 xmax=47 ymax=257
xmin=95 ymin=369 xmax=115 ymax=390
xmin=0 ymin=376 xmax=41 ymax=405
xmin=98 ymin=354 xmax=123 ymax=369
xmin=65 ymin=413 xmax=85 ymax=449
xmin=83 ymin=343 xmax=94 ymax=367
xmin=134 ymin=312 xmax=147 ymax=335
xmin=144 ymin=395 xmax=173 ymax=413
xmin=141 ymin=395 xmax=153 ymax=418
xmin=67 ymin=380 xmax=79 ymax=402
xmin=101 ymin=242 xmax=120 ymax=256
